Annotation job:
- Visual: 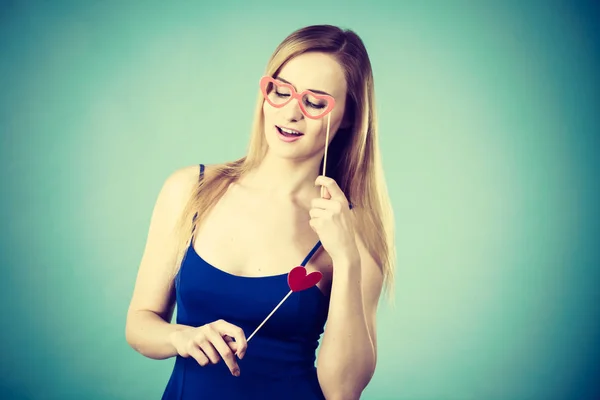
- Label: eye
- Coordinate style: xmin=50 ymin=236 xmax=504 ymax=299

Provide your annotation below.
xmin=304 ymin=93 xmax=327 ymax=109
xmin=305 ymin=99 xmax=326 ymax=109
xmin=275 ymin=90 xmax=290 ymax=98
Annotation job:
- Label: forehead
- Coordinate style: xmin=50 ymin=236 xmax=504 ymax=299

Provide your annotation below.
xmin=276 ymin=52 xmax=347 ymax=98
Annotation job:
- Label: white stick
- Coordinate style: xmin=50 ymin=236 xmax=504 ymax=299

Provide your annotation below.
xmin=321 ymin=114 xmax=331 ymax=198
xmin=247 ymin=290 xmax=293 ymax=342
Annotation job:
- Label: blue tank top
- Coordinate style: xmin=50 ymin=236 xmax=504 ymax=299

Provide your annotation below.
xmin=162 ymin=164 xmax=330 ymax=399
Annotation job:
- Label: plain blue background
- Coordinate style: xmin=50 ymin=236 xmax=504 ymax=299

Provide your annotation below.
xmin=1 ymin=1 xmax=599 ymax=399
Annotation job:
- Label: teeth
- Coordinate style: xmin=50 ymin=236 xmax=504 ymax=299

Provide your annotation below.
xmin=280 ymin=127 xmax=301 ymax=135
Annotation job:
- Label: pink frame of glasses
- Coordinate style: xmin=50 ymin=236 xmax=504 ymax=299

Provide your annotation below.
xmin=260 ymin=76 xmax=336 ymax=120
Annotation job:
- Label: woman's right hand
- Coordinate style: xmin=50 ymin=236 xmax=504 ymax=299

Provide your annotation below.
xmin=170 ymin=319 xmax=248 ymax=376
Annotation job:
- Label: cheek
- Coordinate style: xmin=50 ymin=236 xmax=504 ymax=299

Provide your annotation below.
xmin=302 ymin=119 xmax=323 ymax=136
xmin=262 ymin=103 xmax=280 ymax=124
xmin=309 ymin=114 xmax=344 ymax=136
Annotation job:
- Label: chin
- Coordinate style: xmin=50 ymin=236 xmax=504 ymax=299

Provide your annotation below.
xmin=264 ymin=126 xmax=310 ymax=160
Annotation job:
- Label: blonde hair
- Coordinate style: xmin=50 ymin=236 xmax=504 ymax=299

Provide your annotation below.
xmin=174 ymin=25 xmax=396 ymax=300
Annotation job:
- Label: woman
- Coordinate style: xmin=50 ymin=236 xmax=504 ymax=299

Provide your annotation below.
xmin=126 ymin=24 xmax=396 ymax=400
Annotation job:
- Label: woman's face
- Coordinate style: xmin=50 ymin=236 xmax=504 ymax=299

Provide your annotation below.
xmin=262 ymin=52 xmax=348 ymax=161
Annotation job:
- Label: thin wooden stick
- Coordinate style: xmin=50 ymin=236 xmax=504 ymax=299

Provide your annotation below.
xmin=321 ymin=114 xmax=331 ymax=198
xmin=247 ymin=290 xmax=293 ymax=342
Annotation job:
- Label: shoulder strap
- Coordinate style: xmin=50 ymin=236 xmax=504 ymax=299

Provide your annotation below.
xmin=300 ymin=241 xmax=323 ymax=267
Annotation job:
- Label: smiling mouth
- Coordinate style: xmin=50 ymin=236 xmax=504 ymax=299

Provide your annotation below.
xmin=276 ymin=126 xmax=304 ymax=137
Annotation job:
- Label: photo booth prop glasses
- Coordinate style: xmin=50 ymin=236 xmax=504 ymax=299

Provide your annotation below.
xmin=259 ymin=76 xmax=336 ymax=119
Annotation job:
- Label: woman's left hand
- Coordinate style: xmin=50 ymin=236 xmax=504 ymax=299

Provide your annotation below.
xmin=310 ymin=176 xmax=359 ymax=264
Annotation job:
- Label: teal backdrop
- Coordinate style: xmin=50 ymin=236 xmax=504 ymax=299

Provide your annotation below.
xmin=1 ymin=1 xmax=598 ymax=399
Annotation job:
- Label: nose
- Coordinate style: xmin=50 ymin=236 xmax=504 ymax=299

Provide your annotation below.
xmin=281 ymin=98 xmax=304 ymax=122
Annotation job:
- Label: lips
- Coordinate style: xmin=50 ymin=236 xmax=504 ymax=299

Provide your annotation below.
xmin=276 ymin=125 xmax=304 ymax=136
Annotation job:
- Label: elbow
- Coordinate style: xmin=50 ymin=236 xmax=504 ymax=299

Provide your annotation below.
xmin=125 ymin=323 xmax=136 ymax=350
xmin=125 ymin=316 xmax=140 ymax=353
xmin=125 ymin=308 xmax=139 ymax=346
xmin=318 ymin=360 xmax=376 ymax=400
xmin=125 ymin=310 xmax=174 ymax=360
xmin=321 ymin=386 xmax=364 ymax=400
xmin=124 ymin=311 xmax=150 ymax=357
xmin=124 ymin=324 xmax=158 ymax=360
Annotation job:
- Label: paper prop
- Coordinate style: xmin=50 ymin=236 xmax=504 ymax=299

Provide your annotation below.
xmin=288 ymin=266 xmax=323 ymax=292
xmin=247 ymin=266 xmax=323 ymax=342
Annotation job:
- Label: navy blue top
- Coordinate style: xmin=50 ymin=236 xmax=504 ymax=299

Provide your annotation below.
xmin=162 ymin=164 xmax=330 ymax=399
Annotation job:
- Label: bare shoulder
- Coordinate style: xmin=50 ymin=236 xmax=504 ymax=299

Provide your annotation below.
xmin=158 ymin=164 xmax=203 ymax=206
xmin=158 ymin=162 xmax=226 ymax=212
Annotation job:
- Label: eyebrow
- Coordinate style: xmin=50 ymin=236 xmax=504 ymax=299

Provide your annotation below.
xmin=275 ymin=76 xmax=333 ymax=97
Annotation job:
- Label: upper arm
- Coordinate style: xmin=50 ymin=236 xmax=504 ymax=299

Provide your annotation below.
xmin=126 ymin=165 xmax=200 ymax=322
xmin=355 ymin=229 xmax=384 ymax=360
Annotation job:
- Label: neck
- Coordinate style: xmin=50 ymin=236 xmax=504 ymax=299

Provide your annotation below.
xmin=241 ymin=152 xmax=323 ymax=199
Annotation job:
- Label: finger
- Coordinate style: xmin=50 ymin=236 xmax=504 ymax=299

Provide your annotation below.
xmin=226 ymin=340 xmax=240 ymax=353
xmin=205 ymin=329 xmax=239 ymax=376
xmin=225 ymin=341 xmax=239 ymax=356
xmin=187 ymin=345 xmax=210 ymax=367
xmin=315 ymin=176 xmax=347 ymax=202
xmin=321 ymin=185 xmax=331 ymax=199
xmin=311 ymin=198 xmax=342 ymax=212
xmin=308 ymin=218 xmax=322 ymax=232
xmin=224 ymin=336 xmax=240 ymax=353
xmin=309 ymin=208 xmax=331 ymax=219
xmin=194 ymin=336 xmax=221 ymax=364
xmin=215 ymin=320 xmax=248 ymax=359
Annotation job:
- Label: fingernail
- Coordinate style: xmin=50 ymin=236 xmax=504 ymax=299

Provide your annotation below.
xmin=233 ymin=369 xmax=240 ymax=377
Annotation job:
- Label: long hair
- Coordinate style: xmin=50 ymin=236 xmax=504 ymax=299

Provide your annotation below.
xmin=173 ymin=25 xmax=396 ymax=300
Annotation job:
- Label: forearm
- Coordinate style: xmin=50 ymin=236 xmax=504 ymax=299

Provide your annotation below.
xmin=125 ymin=310 xmax=191 ymax=359
xmin=317 ymin=254 xmax=376 ymax=399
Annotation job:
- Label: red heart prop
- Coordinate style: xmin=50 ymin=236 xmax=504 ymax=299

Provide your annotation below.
xmin=287 ymin=266 xmax=323 ymax=292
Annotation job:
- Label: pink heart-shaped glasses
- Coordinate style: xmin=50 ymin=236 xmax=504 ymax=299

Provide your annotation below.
xmin=260 ymin=76 xmax=336 ymax=120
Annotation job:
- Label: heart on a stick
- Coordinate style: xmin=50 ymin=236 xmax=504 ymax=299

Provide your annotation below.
xmin=287 ymin=266 xmax=323 ymax=292
xmin=247 ymin=266 xmax=324 ymax=342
